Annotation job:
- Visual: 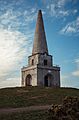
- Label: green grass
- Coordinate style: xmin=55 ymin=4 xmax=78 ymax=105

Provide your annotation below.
xmin=0 ymin=110 xmax=49 ymax=120
xmin=0 ymin=87 xmax=79 ymax=120
xmin=0 ymin=86 xmax=79 ymax=108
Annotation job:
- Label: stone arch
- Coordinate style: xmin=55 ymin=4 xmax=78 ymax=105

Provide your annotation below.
xmin=44 ymin=59 xmax=47 ymax=65
xmin=25 ymin=74 xmax=32 ymax=86
xmin=44 ymin=74 xmax=53 ymax=87
xmin=32 ymin=59 xmax=34 ymax=65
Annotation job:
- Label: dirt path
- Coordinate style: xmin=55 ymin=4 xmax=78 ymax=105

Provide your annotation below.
xmin=0 ymin=105 xmax=51 ymax=114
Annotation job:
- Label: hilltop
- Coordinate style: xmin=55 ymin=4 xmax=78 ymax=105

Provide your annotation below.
xmin=0 ymin=87 xmax=79 ymax=120
xmin=0 ymin=86 xmax=79 ymax=108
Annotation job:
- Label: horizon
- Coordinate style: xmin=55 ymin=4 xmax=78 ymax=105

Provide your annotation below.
xmin=0 ymin=0 xmax=79 ymax=89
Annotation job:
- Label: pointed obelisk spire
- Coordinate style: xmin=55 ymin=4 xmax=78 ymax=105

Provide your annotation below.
xmin=32 ymin=10 xmax=48 ymax=55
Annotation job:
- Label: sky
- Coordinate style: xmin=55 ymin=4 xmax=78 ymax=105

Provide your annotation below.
xmin=0 ymin=0 xmax=79 ymax=89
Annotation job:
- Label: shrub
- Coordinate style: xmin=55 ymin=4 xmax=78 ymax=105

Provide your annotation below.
xmin=48 ymin=96 xmax=79 ymax=120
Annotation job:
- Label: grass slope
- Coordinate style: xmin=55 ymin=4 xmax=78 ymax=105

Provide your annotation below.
xmin=0 ymin=86 xmax=79 ymax=108
xmin=0 ymin=110 xmax=49 ymax=120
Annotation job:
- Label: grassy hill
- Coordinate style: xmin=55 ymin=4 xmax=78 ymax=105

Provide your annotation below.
xmin=0 ymin=86 xmax=79 ymax=108
xmin=0 ymin=87 xmax=79 ymax=120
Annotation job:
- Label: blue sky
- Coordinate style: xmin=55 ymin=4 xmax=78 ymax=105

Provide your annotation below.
xmin=0 ymin=0 xmax=79 ymax=88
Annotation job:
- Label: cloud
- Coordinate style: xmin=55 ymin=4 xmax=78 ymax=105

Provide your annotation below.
xmin=73 ymin=9 xmax=78 ymax=14
xmin=0 ymin=5 xmax=37 ymax=88
xmin=75 ymin=59 xmax=79 ymax=63
xmin=46 ymin=0 xmax=78 ymax=18
xmin=60 ymin=74 xmax=74 ymax=87
xmin=60 ymin=16 xmax=79 ymax=35
xmin=72 ymin=58 xmax=79 ymax=77
xmin=72 ymin=71 xmax=79 ymax=77
xmin=0 ymin=0 xmax=38 ymax=88
xmin=48 ymin=3 xmax=69 ymax=17
xmin=0 ymin=27 xmax=33 ymax=88
xmin=75 ymin=58 xmax=79 ymax=69
xmin=47 ymin=0 xmax=76 ymax=17
xmin=0 ymin=7 xmax=36 ymax=31
xmin=61 ymin=57 xmax=79 ymax=88
xmin=0 ymin=77 xmax=20 ymax=88
xmin=23 ymin=9 xmax=37 ymax=23
xmin=60 ymin=25 xmax=76 ymax=34
xmin=0 ymin=29 xmax=31 ymax=78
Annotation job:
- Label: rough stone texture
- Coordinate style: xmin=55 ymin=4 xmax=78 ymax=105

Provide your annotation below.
xmin=37 ymin=64 xmax=60 ymax=87
xmin=22 ymin=66 xmax=37 ymax=86
xmin=21 ymin=10 xmax=60 ymax=87
xmin=32 ymin=10 xmax=48 ymax=55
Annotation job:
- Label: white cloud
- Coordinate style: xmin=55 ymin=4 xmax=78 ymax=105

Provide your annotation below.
xmin=0 ymin=0 xmax=39 ymax=89
xmin=60 ymin=74 xmax=74 ymax=87
xmin=0 ymin=1 xmax=36 ymax=88
xmin=57 ymin=0 xmax=66 ymax=7
xmin=73 ymin=9 xmax=78 ymax=14
xmin=60 ymin=16 xmax=79 ymax=35
xmin=75 ymin=59 xmax=79 ymax=63
xmin=75 ymin=58 xmax=79 ymax=68
xmin=0 ymin=29 xmax=31 ymax=78
xmin=0 ymin=28 xmax=33 ymax=88
xmin=66 ymin=26 xmax=76 ymax=33
xmin=72 ymin=58 xmax=79 ymax=77
xmin=72 ymin=71 xmax=79 ymax=77
xmin=46 ymin=0 xmax=71 ymax=17
xmin=60 ymin=25 xmax=76 ymax=34
xmin=61 ymin=57 xmax=79 ymax=88
xmin=59 ymin=10 xmax=69 ymax=16
xmin=0 ymin=77 xmax=21 ymax=88
xmin=46 ymin=0 xmax=78 ymax=18
xmin=0 ymin=7 xmax=36 ymax=31
xmin=50 ymin=3 xmax=69 ymax=17
xmin=0 ymin=9 xmax=21 ymax=31
xmin=24 ymin=10 xmax=37 ymax=23
xmin=60 ymin=73 xmax=79 ymax=88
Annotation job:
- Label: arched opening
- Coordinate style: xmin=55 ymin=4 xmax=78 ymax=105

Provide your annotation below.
xmin=32 ymin=59 xmax=34 ymax=65
xmin=25 ymin=74 xmax=32 ymax=86
xmin=44 ymin=59 xmax=47 ymax=65
xmin=44 ymin=74 xmax=52 ymax=87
